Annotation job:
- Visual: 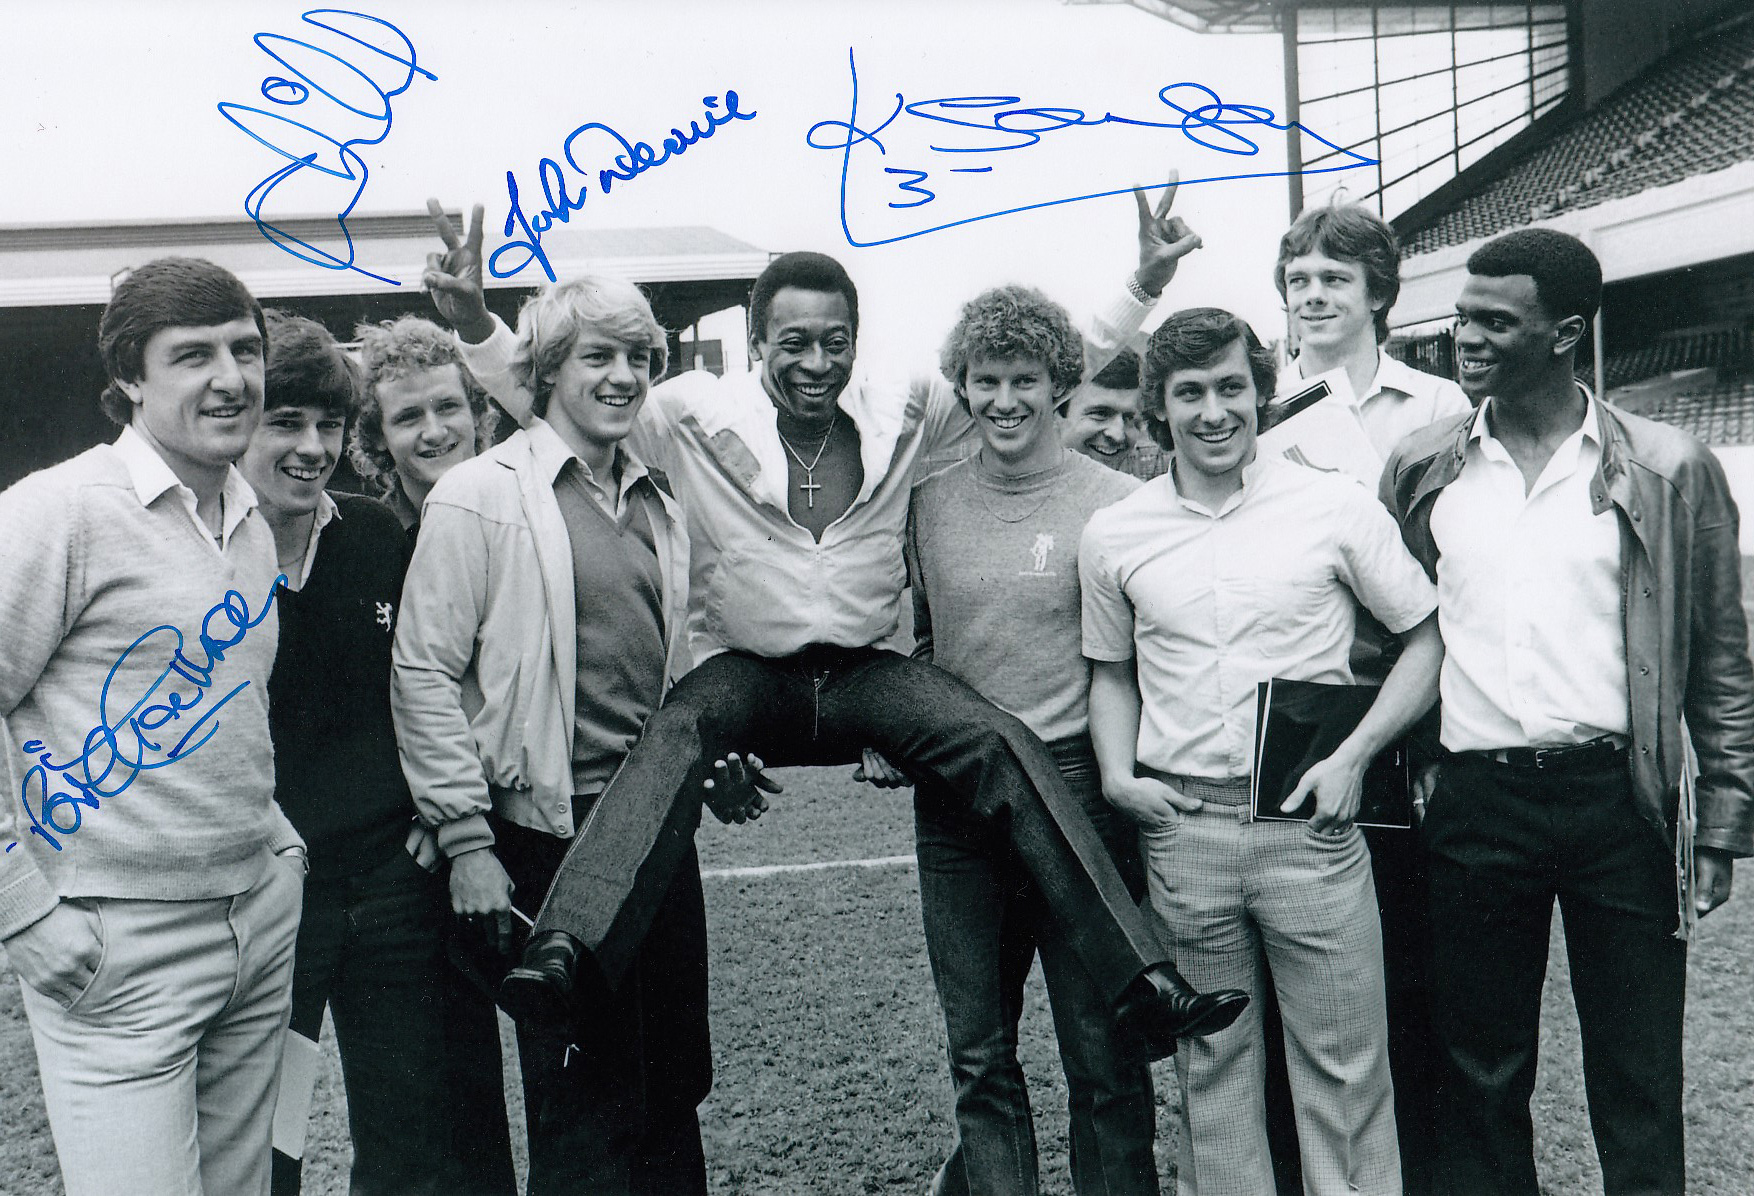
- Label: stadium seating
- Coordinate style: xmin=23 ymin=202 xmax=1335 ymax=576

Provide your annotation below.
xmin=1403 ymin=15 xmax=1754 ymax=255
xmin=1635 ymin=376 xmax=1754 ymax=446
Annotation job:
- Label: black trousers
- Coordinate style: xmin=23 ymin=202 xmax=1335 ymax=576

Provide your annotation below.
xmin=271 ymin=850 xmax=448 ymax=1196
xmin=1423 ymin=752 xmax=1687 ymax=1196
xmin=534 ymin=646 xmax=1169 ymax=1006
xmin=434 ymin=811 xmax=710 ymax=1196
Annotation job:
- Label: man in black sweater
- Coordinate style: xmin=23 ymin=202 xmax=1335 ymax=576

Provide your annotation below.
xmin=244 ymin=310 xmax=447 ymax=1196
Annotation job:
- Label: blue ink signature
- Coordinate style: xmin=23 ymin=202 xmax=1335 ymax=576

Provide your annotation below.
xmin=7 ymin=577 xmax=284 ymax=855
xmin=806 ymin=48 xmax=1378 ymax=247
xmin=218 ymin=9 xmax=434 ymax=285
xmin=489 ymin=91 xmax=758 ymax=282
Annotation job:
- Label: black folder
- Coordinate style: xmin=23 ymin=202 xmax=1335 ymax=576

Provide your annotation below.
xmin=1250 ymin=678 xmax=1413 ymax=829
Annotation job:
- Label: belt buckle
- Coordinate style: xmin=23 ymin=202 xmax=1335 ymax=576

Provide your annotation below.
xmin=1530 ymin=747 xmax=1555 ymax=769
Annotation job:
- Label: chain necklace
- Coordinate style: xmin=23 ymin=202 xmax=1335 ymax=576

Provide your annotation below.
xmin=971 ymin=449 xmax=1060 ymax=525
xmin=776 ymin=411 xmax=838 ymax=508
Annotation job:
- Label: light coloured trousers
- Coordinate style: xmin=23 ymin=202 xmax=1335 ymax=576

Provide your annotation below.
xmin=19 ymin=851 xmax=304 ymax=1196
xmin=1144 ymin=781 xmax=1399 ymax=1196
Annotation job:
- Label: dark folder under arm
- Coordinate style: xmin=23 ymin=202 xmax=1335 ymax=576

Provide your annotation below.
xmin=1250 ymin=678 xmax=1413 ymax=830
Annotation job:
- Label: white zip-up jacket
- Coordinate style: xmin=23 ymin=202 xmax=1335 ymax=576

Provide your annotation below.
xmin=391 ymin=421 xmax=690 ymax=858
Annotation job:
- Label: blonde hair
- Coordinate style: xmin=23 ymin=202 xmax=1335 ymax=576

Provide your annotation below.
xmin=509 ymin=276 xmax=669 ymax=416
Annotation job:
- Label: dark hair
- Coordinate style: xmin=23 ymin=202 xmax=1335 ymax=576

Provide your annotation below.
xmin=97 ymin=257 xmax=266 ymax=426
xmin=1466 ymin=228 xmax=1603 ymax=326
xmin=1087 ymin=347 xmax=1141 ymax=392
xmin=748 ymin=252 xmax=859 ymax=344
xmin=262 ymin=309 xmax=359 ymax=424
xmin=1139 ymin=308 xmax=1277 ymax=452
xmin=349 ymin=315 xmax=498 ymax=494
xmin=938 ymin=285 xmax=1084 ymax=405
xmin=1274 ymin=203 xmax=1401 ymax=344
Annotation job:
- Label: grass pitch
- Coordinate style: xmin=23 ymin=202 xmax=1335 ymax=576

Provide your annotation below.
xmin=3 ymin=764 xmax=1754 ymax=1193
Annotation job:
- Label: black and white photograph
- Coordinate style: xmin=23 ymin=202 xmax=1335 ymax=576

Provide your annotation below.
xmin=2 ymin=1 xmax=1753 ymax=1193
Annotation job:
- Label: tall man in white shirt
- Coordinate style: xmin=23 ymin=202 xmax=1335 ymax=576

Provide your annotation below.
xmin=1380 ymin=228 xmax=1754 ymax=1196
xmin=420 ymin=184 xmax=1245 ymax=1058
xmin=1082 ymin=307 xmax=1444 ymax=1196
xmin=1267 ymin=201 xmax=1473 ymax=1196
xmin=1274 ymin=203 xmax=1471 ymax=462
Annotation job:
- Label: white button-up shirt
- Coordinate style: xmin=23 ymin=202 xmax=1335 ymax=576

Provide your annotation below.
xmin=113 ymin=424 xmax=260 ymax=552
xmin=1285 ymin=350 xmax=1474 ymax=471
xmin=459 ymin=290 xmax=1149 ymax=661
xmin=1429 ymin=395 xmax=1629 ymax=751
xmin=1080 ymin=454 xmax=1436 ymax=778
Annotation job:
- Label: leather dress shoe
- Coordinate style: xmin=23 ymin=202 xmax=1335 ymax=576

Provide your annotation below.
xmin=500 ymin=930 xmax=583 ymax=1027
xmin=1116 ymin=966 xmax=1249 ymax=1061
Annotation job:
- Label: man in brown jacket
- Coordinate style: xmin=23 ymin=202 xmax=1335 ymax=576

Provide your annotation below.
xmin=1379 ymin=227 xmax=1754 ymax=1196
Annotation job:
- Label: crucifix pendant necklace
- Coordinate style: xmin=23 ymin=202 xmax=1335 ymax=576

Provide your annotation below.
xmin=777 ymin=412 xmax=838 ymax=508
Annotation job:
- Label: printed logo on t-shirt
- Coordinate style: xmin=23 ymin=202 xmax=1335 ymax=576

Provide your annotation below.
xmin=376 ymin=601 xmax=393 ymax=632
xmin=1021 ymin=532 xmax=1056 ymax=578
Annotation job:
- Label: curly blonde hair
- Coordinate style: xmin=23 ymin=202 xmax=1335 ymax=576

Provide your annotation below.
xmin=349 ymin=315 xmax=499 ymax=493
xmin=939 ymin=286 xmax=1084 ymax=407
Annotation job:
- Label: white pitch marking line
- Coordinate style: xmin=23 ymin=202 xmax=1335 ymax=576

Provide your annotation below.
xmin=701 ymin=854 xmax=916 ymax=880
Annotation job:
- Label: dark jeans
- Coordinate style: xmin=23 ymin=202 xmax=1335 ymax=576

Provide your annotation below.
xmin=534 ymin=646 xmax=1169 ymax=1005
xmin=1259 ymin=824 xmax=1439 ymax=1196
xmin=1423 ymin=752 xmax=1687 ymax=1196
xmin=916 ymin=735 xmax=1158 ymax=1196
xmin=494 ymin=811 xmax=711 ymax=1196
xmin=271 ymin=849 xmax=447 ymax=1196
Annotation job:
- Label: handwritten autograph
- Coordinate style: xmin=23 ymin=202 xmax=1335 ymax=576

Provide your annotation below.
xmin=218 ymin=9 xmax=435 ymax=285
xmin=489 ymin=91 xmax=759 ymax=282
xmin=807 ymin=48 xmax=1378 ymax=247
xmin=8 ymin=577 xmax=284 ymax=854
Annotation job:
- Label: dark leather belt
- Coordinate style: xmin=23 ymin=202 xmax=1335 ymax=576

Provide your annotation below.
xmin=1457 ymin=734 xmax=1629 ymax=772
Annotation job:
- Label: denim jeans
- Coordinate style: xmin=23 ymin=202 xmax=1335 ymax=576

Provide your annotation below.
xmin=1423 ymin=753 xmax=1686 ymax=1196
xmin=916 ymin=735 xmax=1158 ymax=1196
xmin=271 ymin=849 xmax=447 ymax=1196
xmin=534 ymin=646 xmax=1169 ymax=1005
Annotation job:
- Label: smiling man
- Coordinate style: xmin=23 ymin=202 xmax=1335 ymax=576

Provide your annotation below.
xmin=421 ymin=183 xmax=1246 ymax=1066
xmin=349 ymin=314 xmax=500 ymax=538
xmin=0 ymin=258 xmax=305 ymax=1196
xmin=391 ymin=276 xmax=704 ymax=1195
xmin=1254 ymin=202 xmax=1477 ymax=1196
xmin=1381 ymin=228 xmax=1754 ymax=1196
xmin=1275 ymin=204 xmax=1471 ymax=463
xmin=1081 ymin=307 xmax=1443 ymax=1196
xmin=902 ymin=288 xmax=1235 ymax=1196
xmin=238 ymin=311 xmax=447 ymax=1196
xmin=1057 ymin=348 xmax=1145 ymax=469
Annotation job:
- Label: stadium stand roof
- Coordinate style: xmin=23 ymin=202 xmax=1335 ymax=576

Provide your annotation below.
xmin=0 ymin=212 xmax=772 ymax=308
xmin=1397 ymin=10 xmax=1754 ymax=254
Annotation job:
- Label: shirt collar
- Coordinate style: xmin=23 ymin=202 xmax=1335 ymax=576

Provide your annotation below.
xmin=1167 ymin=447 xmax=1273 ymax=517
xmin=113 ymin=424 xmax=259 ymax=544
xmin=384 ymin=483 xmax=420 ymax=532
xmin=1291 ymin=349 xmax=1413 ymax=407
xmin=1366 ymin=353 xmax=1424 ymax=402
xmin=527 ymin=417 xmax=652 ymax=502
xmin=1471 ymin=386 xmax=1603 ymax=450
xmin=281 ymin=492 xmax=340 ymax=592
